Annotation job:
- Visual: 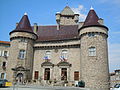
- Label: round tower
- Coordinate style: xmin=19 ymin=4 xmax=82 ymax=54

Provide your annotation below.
xmin=7 ymin=13 xmax=37 ymax=82
xmin=79 ymin=8 xmax=109 ymax=90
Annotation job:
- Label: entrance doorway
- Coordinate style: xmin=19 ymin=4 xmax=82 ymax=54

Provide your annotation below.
xmin=16 ymin=73 xmax=23 ymax=83
xmin=61 ymin=68 xmax=67 ymax=80
xmin=44 ymin=68 xmax=50 ymax=80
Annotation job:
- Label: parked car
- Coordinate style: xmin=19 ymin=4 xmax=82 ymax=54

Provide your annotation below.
xmin=112 ymin=84 xmax=120 ymax=90
xmin=0 ymin=79 xmax=8 ymax=87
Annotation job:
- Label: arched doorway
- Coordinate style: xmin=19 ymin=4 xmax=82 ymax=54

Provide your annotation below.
xmin=16 ymin=73 xmax=24 ymax=84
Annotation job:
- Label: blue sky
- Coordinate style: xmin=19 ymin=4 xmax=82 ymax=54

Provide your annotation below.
xmin=0 ymin=0 xmax=120 ymax=72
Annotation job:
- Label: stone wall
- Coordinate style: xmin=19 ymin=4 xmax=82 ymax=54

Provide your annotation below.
xmin=32 ymin=41 xmax=81 ymax=85
xmin=0 ymin=44 xmax=10 ymax=79
xmin=80 ymin=27 xmax=109 ymax=90
xmin=7 ymin=31 xmax=36 ymax=82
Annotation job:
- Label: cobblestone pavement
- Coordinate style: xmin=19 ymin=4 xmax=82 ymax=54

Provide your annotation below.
xmin=0 ymin=85 xmax=90 ymax=90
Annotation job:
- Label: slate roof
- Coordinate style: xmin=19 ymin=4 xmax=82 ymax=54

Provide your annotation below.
xmin=35 ymin=25 xmax=79 ymax=41
xmin=10 ymin=14 xmax=35 ymax=35
xmin=9 ymin=7 xmax=108 ymax=42
xmin=79 ymin=8 xmax=108 ymax=30
xmin=83 ymin=9 xmax=100 ymax=27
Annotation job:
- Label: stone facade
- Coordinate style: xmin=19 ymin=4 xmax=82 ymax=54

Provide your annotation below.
xmin=56 ymin=6 xmax=79 ymax=25
xmin=0 ymin=41 xmax=10 ymax=79
xmin=0 ymin=6 xmax=110 ymax=90
xmin=110 ymin=69 xmax=120 ymax=88
xmin=80 ymin=27 xmax=109 ymax=90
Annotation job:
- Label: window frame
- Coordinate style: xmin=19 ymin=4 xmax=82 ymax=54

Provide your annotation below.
xmin=88 ymin=47 xmax=96 ymax=56
xmin=18 ymin=50 xmax=26 ymax=60
xmin=74 ymin=71 xmax=79 ymax=81
xmin=34 ymin=71 xmax=39 ymax=80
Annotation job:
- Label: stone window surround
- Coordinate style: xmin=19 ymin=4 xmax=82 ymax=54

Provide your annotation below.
xmin=88 ymin=46 xmax=96 ymax=56
xmin=18 ymin=49 xmax=26 ymax=60
xmin=0 ymin=50 xmax=9 ymax=57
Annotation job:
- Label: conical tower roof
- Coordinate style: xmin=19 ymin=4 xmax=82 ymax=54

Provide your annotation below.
xmin=83 ymin=8 xmax=100 ymax=27
xmin=61 ymin=6 xmax=74 ymax=15
xmin=79 ymin=8 xmax=108 ymax=31
xmin=10 ymin=13 xmax=34 ymax=35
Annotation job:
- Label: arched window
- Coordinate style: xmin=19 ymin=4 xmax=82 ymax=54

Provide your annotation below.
xmin=88 ymin=47 xmax=96 ymax=56
xmin=18 ymin=50 xmax=26 ymax=59
xmin=61 ymin=50 xmax=68 ymax=60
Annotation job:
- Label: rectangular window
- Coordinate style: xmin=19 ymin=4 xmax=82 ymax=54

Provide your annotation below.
xmin=2 ymin=62 xmax=6 ymax=67
xmin=18 ymin=50 xmax=25 ymax=59
xmin=61 ymin=68 xmax=67 ymax=80
xmin=89 ymin=47 xmax=96 ymax=56
xmin=4 ymin=51 xmax=8 ymax=57
xmin=2 ymin=62 xmax=6 ymax=70
xmin=74 ymin=71 xmax=79 ymax=80
xmin=34 ymin=71 xmax=39 ymax=80
xmin=2 ymin=51 xmax=9 ymax=57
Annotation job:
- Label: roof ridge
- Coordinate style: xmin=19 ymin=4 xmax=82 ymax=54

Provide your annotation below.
xmin=37 ymin=25 xmax=78 ymax=27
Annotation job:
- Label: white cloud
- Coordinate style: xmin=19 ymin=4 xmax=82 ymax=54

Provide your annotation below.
xmin=72 ymin=5 xmax=87 ymax=21
xmin=108 ymin=43 xmax=120 ymax=72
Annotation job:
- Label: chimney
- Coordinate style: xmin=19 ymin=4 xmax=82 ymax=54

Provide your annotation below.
xmin=33 ymin=23 xmax=38 ymax=34
xmin=56 ymin=12 xmax=60 ymax=30
xmin=16 ymin=22 xmax=19 ymax=27
xmin=98 ymin=18 xmax=104 ymax=25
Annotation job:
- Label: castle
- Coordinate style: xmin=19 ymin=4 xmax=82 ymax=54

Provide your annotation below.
xmin=0 ymin=6 xmax=110 ymax=90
